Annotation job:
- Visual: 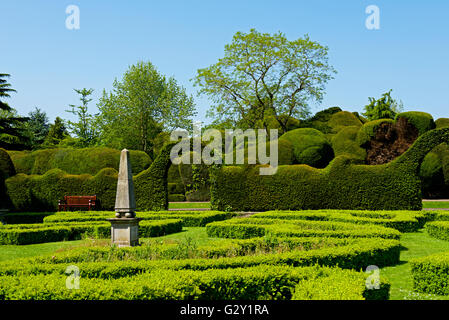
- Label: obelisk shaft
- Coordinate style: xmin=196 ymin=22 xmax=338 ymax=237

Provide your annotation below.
xmin=114 ymin=149 xmax=136 ymax=218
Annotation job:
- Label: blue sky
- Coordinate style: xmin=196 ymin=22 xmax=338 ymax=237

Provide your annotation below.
xmin=1 ymin=0 xmax=449 ymax=125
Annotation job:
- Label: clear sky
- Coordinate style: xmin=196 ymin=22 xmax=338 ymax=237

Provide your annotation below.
xmin=1 ymin=0 xmax=449 ymax=125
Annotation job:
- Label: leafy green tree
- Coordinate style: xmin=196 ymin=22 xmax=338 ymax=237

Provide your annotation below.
xmin=194 ymin=29 xmax=336 ymax=132
xmin=362 ymin=90 xmax=404 ymax=121
xmin=97 ymin=61 xmax=196 ymax=158
xmin=0 ymin=74 xmax=29 ymax=150
xmin=65 ymin=88 xmax=99 ymax=147
xmin=24 ymin=107 xmax=49 ymax=149
xmin=42 ymin=117 xmax=69 ymax=148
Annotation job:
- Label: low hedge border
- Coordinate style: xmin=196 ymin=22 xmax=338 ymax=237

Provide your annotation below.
xmin=0 ymin=219 xmax=183 ymax=245
xmin=249 ymin=210 xmax=426 ymax=232
xmin=0 ymin=212 xmax=55 ymax=225
xmin=0 ymin=265 xmax=389 ymax=300
xmin=0 ymin=237 xmax=400 ymax=278
xmin=43 ymin=211 xmax=231 ymax=227
xmin=410 ymin=251 xmax=449 ymax=295
xmin=206 ymin=218 xmax=401 ymax=240
xmin=425 ymin=221 xmax=449 ymax=241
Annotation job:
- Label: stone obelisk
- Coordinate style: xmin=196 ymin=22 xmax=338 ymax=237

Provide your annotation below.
xmin=107 ymin=149 xmax=141 ymax=247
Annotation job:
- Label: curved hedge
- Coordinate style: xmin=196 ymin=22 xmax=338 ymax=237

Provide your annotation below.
xmin=206 ymin=218 xmax=401 ymax=240
xmin=411 ymin=251 xmax=449 ymax=295
xmin=327 ymin=111 xmax=363 ymax=134
xmin=210 ymin=127 xmax=449 ymax=211
xmin=0 ymin=265 xmax=389 ymax=300
xmin=425 ymin=221 xmax=449 ymax=241
xmin=5 ymin=142 xmax=177 ymax=211
xmin=0 ymin=219 xmax=183 ymax=245
xmin=43 ymin=211 xmax=231 ymax=227
xmin=7 ymin=147 xmax=152 ymax=176
xmin=249 ymin=210 xmax=426 ymax=232
xmin=331 ymin=126 xmax=366 ymax=162
xmin=396 ymin=111 xmax=435 ymax=135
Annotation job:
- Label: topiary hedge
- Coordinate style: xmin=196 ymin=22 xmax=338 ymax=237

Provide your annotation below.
xmin=396 ymin=111 xmax=435 ymax=135
xmin=5 ymin=142 xmax=177 ymax=212
xmin=410 ymin=251 xmax=449 ymax=295
xmin=278 ymin=128 xmax=334 ymax=168
xmin=331 ymin=126 xmax=366 ymax=162
xmin=210 ymin=128 xmax=449 ymax=211
xmin=0 ymin=265 xmax=389 ymax=300
xmin=7 ymin=147 xmax=151 ymax=176
xmin=0 ymin=219 xmax=183 ymax=245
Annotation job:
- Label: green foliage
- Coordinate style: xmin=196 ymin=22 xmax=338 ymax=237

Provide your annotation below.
xmin=331 ymin=126 xmax=366 ymax=162
xmin=297 ymin=107 xmax=342 ymax=133
xmin=0 ymin=212 xmax=53 ymax=224
xmin=278 ymin=128 xmax=334 ymax=168
xmin=7 ymin=147 xmax=151 ymax=175
xmin=419 ymin=143 xmax=449 ymax=198
xmin=249 ymin=210 xmax=426 ymax=232
xmin=210 ymin=128 xmax=449 ymax=211
xmin=0 ymin=148 xmax=15 ymax=178
xmin=425 ymin=221 xmax=449 ymax=241
xmin=5 ymin=142 xmax=175 ymax=211
xmin=411 ymin=251 xmax=449 ymax=295
xmin=42 ymin=117 xmax=70 ymax=148
xmin=206 ymin=218 xmax=401 ymax=240
xmin=327 ymin=111 xmax=363 ymax=133
xmin=168 ymin=194 xmax=185 ymax=202
xmin=0 ymin=265 xmax=388 ymax=300
xmin=435 ymin=118 xmax=449 ymax=129
xmin=194 ymin=29 xmax=336 ymax=131
xmin=396 ymin=111 xmax=435 ymax=135
xmin=362 ymin=90 xmax=403 ymax=121
xmin=356 ymin=119 xmax=395 ymax=146
xmin=96 ymin=61 xmax=196 ymax=158
xmin=23 ymin=107 xmax=49 ymax=150
xmin=0 ymin=219 xmax=182 ymax=245
xmin=43 ymin=211 xmax=231 ymax=227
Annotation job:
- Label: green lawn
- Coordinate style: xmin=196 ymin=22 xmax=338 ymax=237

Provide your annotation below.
xmin=381 ymin=229 xmax=449 ymax=300
xmin=422 ymin=201 xmax=449 ymax=209
xmin=168 ymin=202 xmax=211 ymax=209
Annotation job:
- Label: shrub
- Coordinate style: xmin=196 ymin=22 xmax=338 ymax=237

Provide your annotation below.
xmin=249 ymin=210 xmax=425 ymax=232
xmin=331 ymin=126 xmax=366 ymax=162
xmin=0 ymin=219 xmax=183 ymax=245
xmin=206 ymin=218 xmax=401 ymax=240
xmin=43 ymin=211 xmax=231 ymax=227
xmin=7 ymin=147 xmax=151 ymax=175
xmin=0 ymin=212 xmax=54 ymax=224
xmin=435 ymin=118 xmax=449 ymax=129
xmin=168 ymin=194 xmax=185 ymax=202
xmin=298 ymin=107 xmax=342 ymax=133
xmin=356 ymin=119 xmax=395 ymax=146
xmin=0 ymin=148 xmax=15 ymax=179
xmin=210 ymin=128 xmax=449 ymax=211
xmin=5 ymin=142 xmax=177 ymax=211
xmin=411 ymin=251 xmax=449 ymax=295
xmin=396 ymin=111 xmax=435 ymax=135
xmin=278 ymin=128 xmax=334 ymax=168
xmin=0 ymin=265 xmax=389 ymax=300
xmin=425 ymin=221 xmax=449 ymax=241
xmin=420 ymin=143 xmax=449 ymax=198
xmin=327 ymin=111 xmax=363 ymax=134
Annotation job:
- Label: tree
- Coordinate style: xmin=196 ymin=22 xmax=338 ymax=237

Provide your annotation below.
xmin=362 ymin=90 xmax=404 ymax=121
xmin=97 ymin=61 xmax=196 ymax=158
xmin=0 ymin=74 xmax=29 ymax=150
xmin=65 ymin=88 xmax=99 ymax=147
xmin=194 ymin=29 xmax=336 ymax=132
xmin=42 ymin=117 xmax=69 ymax=148
xmin=24 ymin=107 xmax=49 ymax=149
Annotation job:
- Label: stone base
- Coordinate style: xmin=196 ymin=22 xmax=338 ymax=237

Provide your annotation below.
xmin=106 ymin=218 xmax=142 ymax=247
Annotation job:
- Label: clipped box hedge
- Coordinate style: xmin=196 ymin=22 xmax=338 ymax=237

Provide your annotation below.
xmin=206 ymin=218 xmax=401 ymax=240
xmin=43 ymin=211 xmax=231 ymax=227
xmin=210 ymin=127 xmax=449 ymax=211
xmin=425 ymin=221 xmax=449 ymax=241
xmin=410 ymin=251 xmax=449 ymax=295
xmin=0 ymin=219 xmax=182 ymax=245
xmin=0 ymin=265 xmax=389 ymax=300
xmin=249 ymin=210 xmax=426 ymax=232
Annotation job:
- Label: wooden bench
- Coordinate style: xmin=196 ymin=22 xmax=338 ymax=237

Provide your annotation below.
xmin=58 ymin=195 xmax=97 ymax=211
